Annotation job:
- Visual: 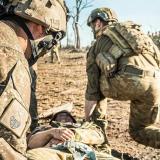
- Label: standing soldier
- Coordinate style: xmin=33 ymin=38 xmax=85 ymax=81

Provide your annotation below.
xmin=0 ymin=0 xmax=69 ymax=159
xmin=50 ymin=42 xmax=61 ymax=63
xmin=85 ymin=7 xmax=160 ymax=148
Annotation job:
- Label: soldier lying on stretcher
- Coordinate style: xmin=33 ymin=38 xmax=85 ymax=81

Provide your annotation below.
xmin=27 ymin=109 xmax=119 ymax=160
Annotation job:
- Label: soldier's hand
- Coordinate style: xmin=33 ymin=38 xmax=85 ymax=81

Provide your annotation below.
xmin=85 ymin=99 xmax=97 ymax=121
xmin=51 ymin=128 xmax=75 ymax=142
xmin=45 ymin=138 xmax=63 ymax=147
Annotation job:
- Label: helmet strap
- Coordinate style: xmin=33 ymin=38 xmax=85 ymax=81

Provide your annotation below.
xmin=2 ymin=15 xmax=42 ymax=66
xmin=2 ymin=15 xmax=34 ymax=40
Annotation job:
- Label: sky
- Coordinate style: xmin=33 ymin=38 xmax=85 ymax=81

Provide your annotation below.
xmin=62 ymin=0 xmax=160 ymax=47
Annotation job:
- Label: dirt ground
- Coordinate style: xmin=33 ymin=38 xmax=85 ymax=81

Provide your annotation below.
xmin=36 ymin=50 xmax=160 ymax=160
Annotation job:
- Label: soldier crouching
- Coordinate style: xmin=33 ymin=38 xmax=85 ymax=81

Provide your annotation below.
xmin=85 ymin=7 xmax=160 ymax=149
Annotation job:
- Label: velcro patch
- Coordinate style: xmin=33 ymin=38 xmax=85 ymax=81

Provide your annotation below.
xmin=0 ymin=99 xmax=29 ymax=138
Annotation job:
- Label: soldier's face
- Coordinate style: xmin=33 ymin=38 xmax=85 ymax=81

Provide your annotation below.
xmin=91 ymin=19 xmax=103 ymax=32
xmin=54 ymin=113 xmax=74 ymax=123
xmin=26 ymin=22 xmax=56 ymax=66
xmin=27 ymin=22 xmax=46 ymax=40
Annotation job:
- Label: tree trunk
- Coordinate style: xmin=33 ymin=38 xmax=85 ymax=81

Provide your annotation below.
xmin=72 ymin=19 xmax=77 ymax=49
xmin=66 ymin=29 xmax=69 ymax=47
xmin=75 ymin=22 xmax=80 ymax=49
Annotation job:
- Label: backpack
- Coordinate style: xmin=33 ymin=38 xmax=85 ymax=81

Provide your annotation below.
xmin=102 ymin=21 xmax=160 ymax=67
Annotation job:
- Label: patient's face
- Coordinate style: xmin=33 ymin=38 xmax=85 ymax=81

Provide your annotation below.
xmin=54 ymin=112 xmax=74 ymax=123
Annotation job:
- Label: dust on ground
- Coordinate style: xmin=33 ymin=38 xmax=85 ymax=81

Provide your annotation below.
xmin=36 ymin=50 xmax=160 ymax=160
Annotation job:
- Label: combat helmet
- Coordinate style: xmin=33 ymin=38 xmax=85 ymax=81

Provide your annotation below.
xmin=0 ymin=0 xmax=69 ymax=33
xmin=87 ymin=7 xmax=118 ymax=26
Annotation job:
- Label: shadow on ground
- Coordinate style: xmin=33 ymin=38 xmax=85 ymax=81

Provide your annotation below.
xmin=112 ymin=149 xmax=139 ymax=160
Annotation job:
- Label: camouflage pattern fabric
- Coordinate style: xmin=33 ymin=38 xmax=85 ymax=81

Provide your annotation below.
xmin=27 ymin=148 xmax=120 ymax=160
xmin=101 ymin=21 xmax=160 ymax=68
xmin=0 ymin=138 xmax=27 ymax=160
xmin=91 ymin=99 xmax=111 ymax=154
xmin=50 ymin=43 xmax=61 ymax=63
xmin=86 ymin=22 xmax=160 ymax=148
xmin=27 ymin=148 xmax=72 ymax=160
xmin=0 ymin=20 xmax=31 ymax=157
xmin=30 ymin=122 xmax=106 ymax=147
xmin=149 ymin=32 xmax=160 ymax=49
xmin=29 ymin=66 xmax=39 ymax=132
xmin=51 ymin=141 xmax=96 ymax=160
xmin=27 ymin=122 xmax=119 ymax=160
xmin=4 ymin=0 xmax=68 ymax=33
xmin=73 ymin=121 xmax=105 ymax=146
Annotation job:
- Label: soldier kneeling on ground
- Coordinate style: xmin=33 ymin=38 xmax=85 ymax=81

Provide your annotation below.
xmin=27 ymin=108 xmax=119 ymax=160
xmin=85 ymin=7 xmax=160 ymax=149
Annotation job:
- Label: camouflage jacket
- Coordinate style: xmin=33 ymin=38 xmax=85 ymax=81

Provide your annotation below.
xmin=0 ymin=20 xmax=31 ymax=155
xmin=29 ymin=121 xmax=105 ymax=146
xmin=85 ymin=22 xmax=160 ymax=101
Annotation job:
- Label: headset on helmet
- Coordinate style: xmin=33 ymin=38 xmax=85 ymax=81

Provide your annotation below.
xmin=87 ymin=7 xmax=118 ymax=26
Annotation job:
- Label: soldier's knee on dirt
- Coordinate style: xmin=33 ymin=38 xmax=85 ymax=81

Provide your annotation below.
xmin=129 ymin=126 xmax=160 ymax=149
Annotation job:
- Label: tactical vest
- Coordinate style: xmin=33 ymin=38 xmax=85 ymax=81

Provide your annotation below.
xmin=0 ymin=21 xmax=31 ymax=155
xmin=96 ymin=21 xmax=160 ymax=73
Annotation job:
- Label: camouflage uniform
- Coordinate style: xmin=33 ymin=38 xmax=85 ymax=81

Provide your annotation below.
xmin=0 ymin=0 xmax=68 ymax=159
xmin=27 ymin=122 xmax=119 ymax=160
xmin=50 ymin=43 xmax=61 ymax=63
xmin=29 ymin=66 xmax=38 ymax=132
xmin=149 ymin=32 xmax=160 ymax=50
xmin=0 ymin=20 xmax=31 ymax=157
xmin=86 ymin=8 xmax=160 ymax=148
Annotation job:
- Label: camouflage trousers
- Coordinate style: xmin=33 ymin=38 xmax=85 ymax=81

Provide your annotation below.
xmin=51 ymin=51 xmax=60 ymax=63
xmin=27 ymin=147 xmax=119 ymax=160
xmin=99 ymin=72 xmax=160 ymax=148
xmin=0 ymin=138 xmax=27 ymax=160
xmin=29 ymin=67 xmax=38 ymax=132
xmin=90 ymin=99 xmax=111 ymax=153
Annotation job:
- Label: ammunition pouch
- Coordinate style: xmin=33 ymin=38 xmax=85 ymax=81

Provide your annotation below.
xmin=96 ymin=43 xmax=125 ymax=77
xmin=0 ymin=98 xmax=29 ymax=138
xmin=96 ymin=52 xmax=117 ymax=78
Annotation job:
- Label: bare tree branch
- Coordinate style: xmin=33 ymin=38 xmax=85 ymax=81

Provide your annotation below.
xmin=68 ymin=0 xmax=94 ymax=49
xmin=79 ymin=0 xmax=93 ymax=13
